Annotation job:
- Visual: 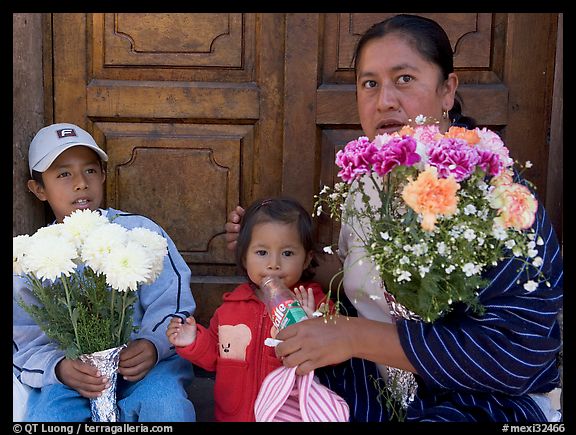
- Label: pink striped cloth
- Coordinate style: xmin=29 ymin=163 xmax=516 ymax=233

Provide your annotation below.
xmin=254 ymin=365 xmax=350 ymax=422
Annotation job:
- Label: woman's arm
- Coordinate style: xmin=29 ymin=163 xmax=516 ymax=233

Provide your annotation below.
xmin=275 ymin=315 xmax=416 ymax=376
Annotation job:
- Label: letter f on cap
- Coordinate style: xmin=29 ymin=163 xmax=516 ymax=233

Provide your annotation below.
xmin=57 ymin=128 xmax=78 ymax=138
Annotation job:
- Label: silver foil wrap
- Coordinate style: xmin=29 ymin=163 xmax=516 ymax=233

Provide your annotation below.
xmin=385 ymin=292 xmax=420 ymax=414
xmin=79 ymin=344 xmax=126 ymax=422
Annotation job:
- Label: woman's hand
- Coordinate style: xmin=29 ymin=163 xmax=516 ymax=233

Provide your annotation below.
xmin=274 ymin=315 xmax=355 ymax=376
xmin=275 ymin=316 xmax=416 ymax=376
xmin=224 ymin=205 xmax=245 ymax=251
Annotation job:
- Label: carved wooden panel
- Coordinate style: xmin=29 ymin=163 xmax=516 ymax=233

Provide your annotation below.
xmin=95 ymin=122 xmax=253 ymax=271
xmin=104 ymin=13 xmax=243 ymax=67
xmin=91 ymin=13 xmax=256 ymax=81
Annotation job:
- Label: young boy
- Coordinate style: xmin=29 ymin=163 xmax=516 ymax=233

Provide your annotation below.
xmin=13 ymin=123 xmax=197 ymax=421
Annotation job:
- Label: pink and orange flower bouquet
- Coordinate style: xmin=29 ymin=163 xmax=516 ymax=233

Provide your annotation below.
xmin=315 ymin=115 xmax=543 ymax=323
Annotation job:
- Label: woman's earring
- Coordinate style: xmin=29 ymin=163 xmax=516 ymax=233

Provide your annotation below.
xmin=442 ymin=109 xmax=449 ymax=120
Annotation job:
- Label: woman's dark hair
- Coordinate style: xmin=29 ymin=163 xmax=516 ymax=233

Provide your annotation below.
xmin=353 ymin=14 xmax=476 ymax=129
xmin=235 ymin=196 xmax=318 ymax=281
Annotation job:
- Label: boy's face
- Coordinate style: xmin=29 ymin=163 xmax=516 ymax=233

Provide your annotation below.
xmin=27 ymin=146 xmax=106 ymax=223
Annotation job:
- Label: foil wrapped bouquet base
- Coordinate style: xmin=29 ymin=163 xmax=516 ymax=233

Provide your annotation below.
xmin=79 ymin=344 xmax=126 ymax=422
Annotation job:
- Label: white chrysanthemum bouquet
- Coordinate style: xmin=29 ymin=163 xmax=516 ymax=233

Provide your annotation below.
xmin=13 ymin=209 xmax=168 ymax=359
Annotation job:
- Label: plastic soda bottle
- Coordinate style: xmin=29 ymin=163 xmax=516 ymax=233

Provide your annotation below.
xmin=259 ymin=276 xmax=308 ymax=330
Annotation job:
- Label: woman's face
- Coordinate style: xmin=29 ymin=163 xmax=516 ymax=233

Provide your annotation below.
xmin=356 ymin=33 xmax=458 ymax=139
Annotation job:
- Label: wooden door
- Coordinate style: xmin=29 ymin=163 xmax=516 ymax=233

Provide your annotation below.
xmin=50 ymin=13 xmax=559 ymax=325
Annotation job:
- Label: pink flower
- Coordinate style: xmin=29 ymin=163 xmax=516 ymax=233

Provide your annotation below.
xmin=490 ymin=168 xmax=514 ymax=187
xmin=335 ymin=137 xmax=378 ymax=183
xmin=489 ymin=183 xmax=538 ymax=230
xmin=477 ymin=150 xmax=502 ymax=177
xmin=411 ymin=124 xmax=443 ymax=147
xmin=372 ymin=136 xmax=421 ymax=176
xmin=476 ymin=128 xmax=513 ymax=168
xmin=427 ymin=137 xmax=480 ymax=181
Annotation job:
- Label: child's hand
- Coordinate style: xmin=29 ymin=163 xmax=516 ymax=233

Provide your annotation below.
xmin=167 ymin=316 xmax=197 ymax=347
xmin=118 ymin=339 xmax=157 ymax=382
xmin=293 ymin=285 xmax=316 ymax=318
xmin=55 ymin=358 xmax=109 ymax=399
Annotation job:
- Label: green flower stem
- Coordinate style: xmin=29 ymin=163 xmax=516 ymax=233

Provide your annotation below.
xmin=61 ymin=275 xmax=81 ymax=350
xmin=110 ymin=285 xmax=116 ymax=343
xmin=117 ymin=290 xmax=129 ymax=346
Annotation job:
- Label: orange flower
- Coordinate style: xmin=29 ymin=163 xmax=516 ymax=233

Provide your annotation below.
xmin=397 ymin=125 xmax=415 ymax=137
xmin=445 ymin=126 xmax=480 ymax=145
xmin=402 ymin=166 xmax=460 ymax=231
xmin=489 ymin=183 xmax=537 ymax=230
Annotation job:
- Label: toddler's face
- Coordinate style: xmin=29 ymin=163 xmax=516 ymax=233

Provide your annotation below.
xmin=33 ymin=146 xmax=106 ymax=222
xmin=244 ymin=221 xmax=312 ymax=290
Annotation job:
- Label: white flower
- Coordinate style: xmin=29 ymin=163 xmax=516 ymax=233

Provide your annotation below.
xmin=525 ymin=161 xmax=533 ymax=168
xmin=536 ymin=236 xmax=544 ymax=246
xmin=414 ymin=114 xmax=427 ymax=124
xmin=532 ymin=257 xmax=543 ymax=267
xmin=462 ymin=262 xmax=480 ymax=277
xmin=101 ymin=242 xmax=153 ymax=292
xmin=13 ymin=234 xmax=30 ymax=274
xmin=129 ymin=227 xmax=167 ymax=252
xmin=492 ymin=225 xmax=508 ymax=241
xmin=81 ymin=224 xmax=129 ymax=273
xmin=62 ymin=209 xmax=109 ymax=249
xmin=505 ymin=240 xmax=516 ymax=249
xmin=380 ymin=231 xmax=390 ymax=240
xmin=415 ymin=243 xmax=428 ymax=256
xmin=418 ymin=265 xmax=430 ymax=278
xmin=463 ymin=204 xmax=477 ymax=215
xmin=463 ymin=229 xmax=476 ymax=241
xmin=22 ymin=233 xmax=78 ymax=281
xmin=323 ymin=246 xmax=334 ymax=255
xmin=523 ymin=280 xmax=538 ymax=292
xmin=437 ymin=242 xmax=447 ymax=255
xmin=396 ymin=270 xmax=412 ymax=282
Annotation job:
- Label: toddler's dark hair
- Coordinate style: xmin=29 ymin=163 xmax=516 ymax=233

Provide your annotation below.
xmin=235 ymin=196 xmax=318 ymax=281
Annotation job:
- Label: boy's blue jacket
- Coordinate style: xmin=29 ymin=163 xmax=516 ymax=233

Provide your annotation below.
xmin=13 ymin=207 xmax=195 ymax=388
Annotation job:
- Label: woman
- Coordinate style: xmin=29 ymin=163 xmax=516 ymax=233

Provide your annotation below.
xmin=225 ymin=15 xmax=563 ymax=422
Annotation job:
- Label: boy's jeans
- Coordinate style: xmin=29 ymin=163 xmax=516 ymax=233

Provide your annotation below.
xmin=24 ymin=354 xmax=196 ymax=422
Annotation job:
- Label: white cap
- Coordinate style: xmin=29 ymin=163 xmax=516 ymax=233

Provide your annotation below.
xmin=28 ymin=123 xmax=108 ymax=175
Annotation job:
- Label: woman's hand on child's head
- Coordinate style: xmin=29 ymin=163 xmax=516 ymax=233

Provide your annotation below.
xmin=224 ymin=205 xmax=245 ymax=251
xmin=294 ymin=285 xmax=316 ymax=318
xmin=166 ymin=316 xmax=197 ymax=347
